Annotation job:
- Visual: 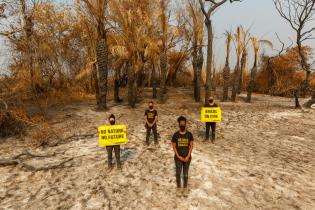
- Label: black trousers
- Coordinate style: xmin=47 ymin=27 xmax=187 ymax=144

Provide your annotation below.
xmin=206 ymin=122 xmax=216 ymax=140
xmin=174 ymin=156 xmax=191 ymax=188
xmin=145 ymin=124 xmax=158 ymax=144
xmin=106 ymin=145 xmax=121 ymax=166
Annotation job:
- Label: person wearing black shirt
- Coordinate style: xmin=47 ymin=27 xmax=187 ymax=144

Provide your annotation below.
xmin=204 ymin=96 xmax=218 ymax=143
xmin=144 ymin=101 xmax=158 ymax=145
xmin=172 ymin=116 xmax=194 ymax=189
xmin=106 ymin=114 xmax=122 ymax=170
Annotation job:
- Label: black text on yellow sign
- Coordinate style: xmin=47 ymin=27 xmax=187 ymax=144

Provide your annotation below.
xmin=201 ymin=107 xmax=222 ymax=122
xmin=98 ymin=125 xmax=127 ymax=147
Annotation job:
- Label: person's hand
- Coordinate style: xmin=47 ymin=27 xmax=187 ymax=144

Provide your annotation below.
xmin=184 ymin=156 xmax=190 ymax=162
xmin=178 ymin=156 xmax=184 ymax=162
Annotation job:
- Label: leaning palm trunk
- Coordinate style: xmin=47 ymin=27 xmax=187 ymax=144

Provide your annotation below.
xmin=159 ymin=51 xmax=167 ymax=103
xmin=246 ymin=66 xmax=257 ymax=103
xmin=222 ymin=65 xmax=230 ymax=101
xmin=95 ymin=38 xmax=108 ymax=109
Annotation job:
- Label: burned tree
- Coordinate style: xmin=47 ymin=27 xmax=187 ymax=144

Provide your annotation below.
xmin=274 ymin=0 xmax=315 ymax=108
xmin=199 ymin=0 xmax=241 ymax=104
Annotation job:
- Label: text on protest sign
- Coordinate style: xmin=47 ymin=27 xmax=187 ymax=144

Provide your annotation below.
xmin=98 ymin=125 xmax=127 ymax=146
xmin=201 ymin=107 xmax=222 ymax=122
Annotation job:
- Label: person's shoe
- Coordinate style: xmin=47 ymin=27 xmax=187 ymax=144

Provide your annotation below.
xmin=182 ymin=187 xmax=189 ymax=197
xmin=211 ymin=138 xmax=215 ymax=143
xmin=107 ymin=163 xmax=113 ymax=171
xmin=117 ymin=163 xmax=122 ymax=170
xmin=176 ymin=187 xmax=182 ymax=196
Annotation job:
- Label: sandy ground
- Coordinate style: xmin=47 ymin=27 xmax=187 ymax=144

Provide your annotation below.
xmin=0 ymin=88 xmax=315 ymax=210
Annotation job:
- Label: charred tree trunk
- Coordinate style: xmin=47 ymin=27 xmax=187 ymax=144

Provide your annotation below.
xmin=204 ymin=19 xmax=213 ymax=104
xmin=172 ymin=68 xmax=178 ymax=88
xmin=212 ymin=68 xmax=216 ymax=91
xmin=231 ymin=58 xmax=240 ymax=102
xmin=114 ymin=66 xmax=122 ymax=103
xmin=95 ymin=38 xmax=108 ymax=110
xmin=127 ymin=64 xmax=137 ymax=108
xmin=196 ymin=52 xmax=203 ymax=102
xmin=193 ymin=47 xmax=204 ymax=102
xmin=246 ymin=66 xmax=257 ymax=103
xmin=222 ymin=65 xmax=230 ymax=101
xmin=303 ymin=90 xmax=315 ymax=107
xmin=239 ymin=50 xmax=247 ymax=94
xmin=92 ymin=63 xmax=100 ymax=105
xmin=159 ymin=51 xmax=167 ymax=103
xmin=152 ymin=64 xmax=157 ymax=99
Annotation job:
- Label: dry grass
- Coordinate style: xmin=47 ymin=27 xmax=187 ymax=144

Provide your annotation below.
xmin=0 ymin=110 xmax=29 ymax=138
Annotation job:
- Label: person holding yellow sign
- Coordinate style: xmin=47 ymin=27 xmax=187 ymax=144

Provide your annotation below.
xmin=172 ymin=116 xmax=194 ymax=189
xmin=105 ymin=114 xmax=122 ymax=170
xmin=144 ymin=101 xmax=158 ymax=145
xmin=204 ymin=97 xmax=219 ymax=143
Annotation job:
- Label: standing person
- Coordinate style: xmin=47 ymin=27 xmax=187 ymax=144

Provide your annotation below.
xmin=144 ymin=101 xmax=158 ymax=145
xmin=172 ymin=116 xmax=194 ymax=190
xmin=106 ymin=114 xmax=122 ymax=170
xmin=204 ymin=96 xmax=218 ymax=143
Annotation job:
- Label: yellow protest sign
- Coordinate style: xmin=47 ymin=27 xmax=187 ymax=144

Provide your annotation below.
xmin=98 ymin=125 xmax=127 ymax=147
xmin=201 ymin=107 xmax=222 ymax=122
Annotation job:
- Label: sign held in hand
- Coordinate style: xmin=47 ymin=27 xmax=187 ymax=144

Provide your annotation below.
xmin=98 ymin=125 xmax=127 ymax=147
xmin=201 ymin=107 xmax=222 ymax=122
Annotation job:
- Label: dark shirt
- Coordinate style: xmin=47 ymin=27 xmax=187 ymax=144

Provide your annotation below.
xmin=172 ymin=131 xmax=193 ymax=158
xmin=144 ymin=109 xmax=158 ymax=124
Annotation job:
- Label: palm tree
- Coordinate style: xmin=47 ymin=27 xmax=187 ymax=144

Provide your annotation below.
xmin=144 ymin=40 xmax=160 ymax=99
xmin=246 ymin=37 xmax=273 ymax=103
xmin=222 ymin=30 xmax=232 ymax=101
xmin=110 ymin=0 xmax=156 ymax=107
xmin=239 ymin=27 xmax=250 ymax=94
xmin=231 ymin=26 xmax=242 ymax=102
xmin=81 ymin=0 xmax=108 ymax=110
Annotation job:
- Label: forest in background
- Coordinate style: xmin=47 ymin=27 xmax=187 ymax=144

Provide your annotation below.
xmin=0 ymin=0 xmax=314 ymax=138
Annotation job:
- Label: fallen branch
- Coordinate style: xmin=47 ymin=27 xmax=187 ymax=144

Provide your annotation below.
xmin=13 ymin=150 xmax=61 ymax=159
xmin=19 ymin=158 xmax=73 ymax=171
xmin=0 ymin=150 xmax=73 ymax=171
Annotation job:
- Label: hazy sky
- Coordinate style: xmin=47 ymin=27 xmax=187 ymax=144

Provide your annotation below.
xmin=0 ymin=0 xmax=314 ymax=72
xmin=212 ymin=0 xmax=315 ymax=67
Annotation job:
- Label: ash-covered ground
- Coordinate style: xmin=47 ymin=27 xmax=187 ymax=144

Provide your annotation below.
xmin=1 ymin=88 xmax=314 ymax=210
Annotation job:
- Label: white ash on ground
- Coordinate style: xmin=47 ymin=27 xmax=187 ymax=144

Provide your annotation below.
xmin=0 ymin=89 xmax=314 ymax=210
